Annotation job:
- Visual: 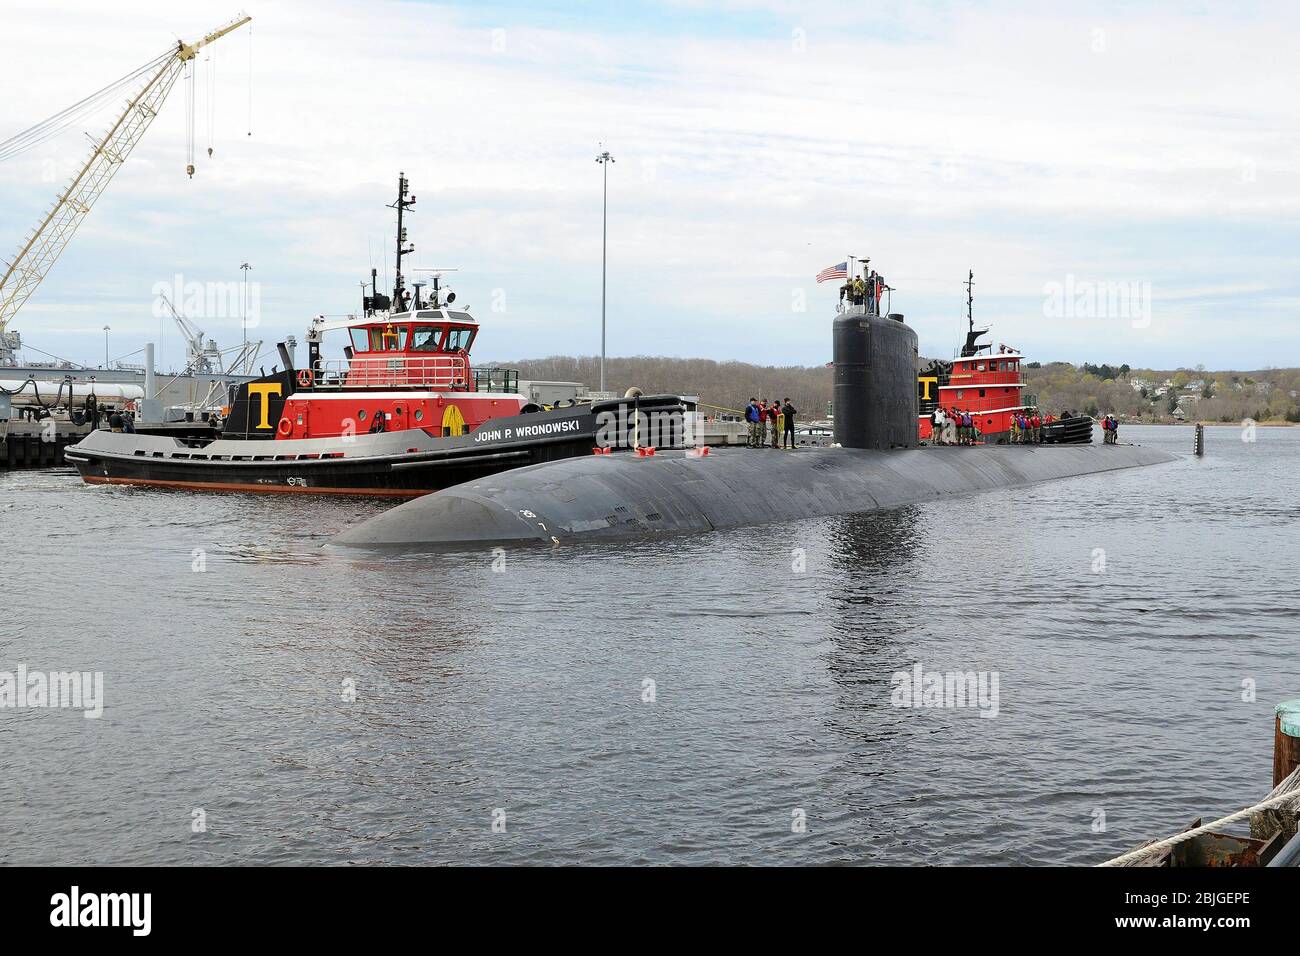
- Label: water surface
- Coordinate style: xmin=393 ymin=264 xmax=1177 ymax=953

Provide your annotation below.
xmin=1 ymin=425 xmax=1296 ymax=865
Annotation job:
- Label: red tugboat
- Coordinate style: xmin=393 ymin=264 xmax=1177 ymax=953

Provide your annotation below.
xmin=66 ymin=175 xmax=685 ymax=495
xmin=916 ymin=272 xmax=1092 ymax=444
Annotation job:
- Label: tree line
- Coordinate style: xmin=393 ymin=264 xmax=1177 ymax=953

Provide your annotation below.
xmin=493 ymin=354 xmax=1300 ymax=423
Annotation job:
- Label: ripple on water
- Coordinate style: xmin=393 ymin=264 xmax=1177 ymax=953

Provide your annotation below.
xmin=0 ymin=426 xmax=1297 ymax=864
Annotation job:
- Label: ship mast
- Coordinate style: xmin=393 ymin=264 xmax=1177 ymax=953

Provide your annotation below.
xmin=959 ymin=269 xmax=989 ymax=358
xmin=966 ymin=269 xmax=974 ymax=335
xmin=388 ymin=173 xmax=416 ymax=310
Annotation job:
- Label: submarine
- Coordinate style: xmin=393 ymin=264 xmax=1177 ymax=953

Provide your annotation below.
xmin=331 ymin=273 xmax=1179 ymax=550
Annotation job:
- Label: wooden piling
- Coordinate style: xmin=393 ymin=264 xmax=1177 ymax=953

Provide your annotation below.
xmin=1273 ymin=699 xmax=1300 ymax=787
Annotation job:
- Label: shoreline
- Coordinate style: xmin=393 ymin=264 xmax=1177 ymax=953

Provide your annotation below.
xmin=1120 ymin=420 xmax=1297 ymax=427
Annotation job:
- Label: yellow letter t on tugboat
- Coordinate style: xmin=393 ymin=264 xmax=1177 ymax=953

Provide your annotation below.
xmin=247 ymin=382 xmax=283 ymax=429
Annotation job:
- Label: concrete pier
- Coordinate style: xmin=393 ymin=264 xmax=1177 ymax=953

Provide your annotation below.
xmin=332 ymin=441 xmax=1180 ymax=549
xmin=0 ymin=420 xmax=90 ymax=470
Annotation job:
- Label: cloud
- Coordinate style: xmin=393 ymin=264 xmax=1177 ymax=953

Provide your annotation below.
xmin=1 ymin=0 xmax=1296 ymax=372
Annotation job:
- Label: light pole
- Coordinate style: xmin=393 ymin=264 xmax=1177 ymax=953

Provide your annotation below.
xmin=595 ymin=146 xmax=614 ymax=393
xmin=239 ymin=262 xmax=252 ymax=349
xmin=102 ymin=325 xmax=110 ymax=368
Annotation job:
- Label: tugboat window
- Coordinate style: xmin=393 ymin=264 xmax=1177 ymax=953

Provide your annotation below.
xmin=349 ymin=328 xmax=370 ymax=352
xmin=358 ymin=410 xmax=367 ymax=421
xmin=414 ymin=409 xmax=424 ymax=421
xmin=374 ymin=325 xmax=408 ymax=351
xmin=411 ymin=327 xmax=442 ymax=351
xmin=444 ymin=328 xmax=474 ymax=351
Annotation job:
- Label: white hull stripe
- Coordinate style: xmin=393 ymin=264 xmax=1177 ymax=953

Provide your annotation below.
xmin=920 ymin=404 xmax=1034 ymax=418
xmin=289 ymin=391 xmax=524 ymax=401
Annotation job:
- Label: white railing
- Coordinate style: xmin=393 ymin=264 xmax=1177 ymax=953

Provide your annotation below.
xmin=314 ymin=355 xmax=469 ymax=389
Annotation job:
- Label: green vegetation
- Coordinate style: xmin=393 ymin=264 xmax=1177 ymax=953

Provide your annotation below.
xmin=497 ymin=354 xmax=1300 ymax=424
xmin=1025 ymin=363 xmax=1300 ymax=422
xmin=502 ymin=355 xmax=833 ymax=418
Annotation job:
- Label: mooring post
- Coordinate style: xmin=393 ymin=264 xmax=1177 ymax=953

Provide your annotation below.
xmin=1194 ymin=423 xmax=1204 ymax=456
xmin=1273 ymin=699 xmax=1300 ymax=787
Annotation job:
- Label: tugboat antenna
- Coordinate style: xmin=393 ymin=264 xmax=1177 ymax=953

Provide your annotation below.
xmin=387 ymin=172 xmax=416 ymax=311
xmin=966 ymin=269 xmax=974 ymax=334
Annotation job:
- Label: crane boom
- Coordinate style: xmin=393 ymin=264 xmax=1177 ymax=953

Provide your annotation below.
xmin=0 ymin=15 xmax=251 ymax=366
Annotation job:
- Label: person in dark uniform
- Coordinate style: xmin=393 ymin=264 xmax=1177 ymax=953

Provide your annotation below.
xmin=781 ymin=398 xmax=797 ymax=448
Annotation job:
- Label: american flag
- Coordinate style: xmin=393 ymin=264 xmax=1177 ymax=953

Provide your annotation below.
xmin=816 ymin=261 xmax=848 ymax=283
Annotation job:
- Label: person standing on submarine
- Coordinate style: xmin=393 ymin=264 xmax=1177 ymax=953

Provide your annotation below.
xmin=769 ymin=400 xmax=781 ymax=448
xmin=782 ymin=397 xmax=797 ymax=448
xmin=745 ymin=398 xmax=761 ymax=447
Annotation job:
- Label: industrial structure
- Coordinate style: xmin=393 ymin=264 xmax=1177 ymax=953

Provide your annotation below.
xmin=0 ymin=15 xmax=251 ymax=367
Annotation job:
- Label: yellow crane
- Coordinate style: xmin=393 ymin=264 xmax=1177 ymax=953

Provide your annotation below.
xmin=0 ymin=14 xmax=251 ymax=366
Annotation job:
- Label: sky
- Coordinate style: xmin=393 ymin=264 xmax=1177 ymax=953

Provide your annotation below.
xmin=0 ymin=0 xmax=1297 ymax=373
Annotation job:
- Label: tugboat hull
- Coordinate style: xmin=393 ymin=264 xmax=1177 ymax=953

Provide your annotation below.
xmin=65 ymin=397 xmax=685 ymax=497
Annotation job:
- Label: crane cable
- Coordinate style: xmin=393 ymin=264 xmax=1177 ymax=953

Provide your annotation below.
xmin=184 ymin=58 xmax=195 ymax=177
xmin=0 ymin=50 xmax=172 ymax=163
xmin=206 ymin=50 xmax=216 ymax=158
xmin=246 ymin=23 xmax=253 ymax=138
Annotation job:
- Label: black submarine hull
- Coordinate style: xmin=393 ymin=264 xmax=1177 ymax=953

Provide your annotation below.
xmin=330 ymin=442 xmax=1178 ymax=549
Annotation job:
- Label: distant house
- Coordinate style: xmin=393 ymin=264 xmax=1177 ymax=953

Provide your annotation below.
xmin=1130 ymin=377 xmax=1152 ymax=392
xmin=1186 ymin=379 xmax=1205 ymax=391
xmin=1180 ymin=392 xmax=1200 ymax=403
xmin=1171 ymin=406 xmax=1187 ymax=420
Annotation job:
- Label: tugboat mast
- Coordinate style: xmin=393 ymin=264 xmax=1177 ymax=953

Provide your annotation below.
xmin=966 ymin=269 xmax=974 ymax=334
xmin=959 ymin=269 xmax=989 ymax=357
xmin=388 ymin=173 xmax=416 ymax=311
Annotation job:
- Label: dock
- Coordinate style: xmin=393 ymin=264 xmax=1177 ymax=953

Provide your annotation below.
xmin=1100 ymin=698 xmax=1300 ymax=867
xmin=0 ymin=419 xmax=89 ymax=469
